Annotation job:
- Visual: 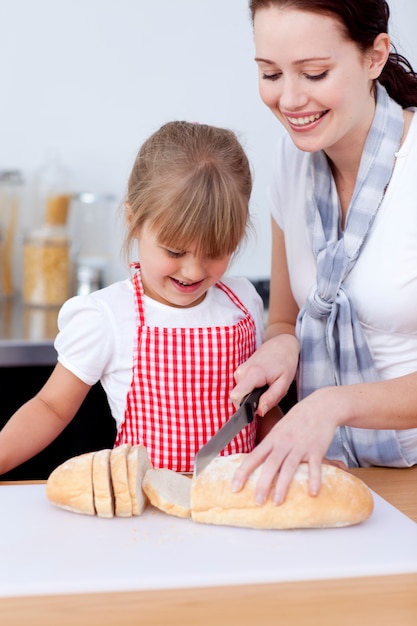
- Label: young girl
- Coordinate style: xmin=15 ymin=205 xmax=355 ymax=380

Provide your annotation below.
xmin=231 ymin=0 xmax=417 ymax=504
xmin=0 ymin=121 xmax=273 ymax=475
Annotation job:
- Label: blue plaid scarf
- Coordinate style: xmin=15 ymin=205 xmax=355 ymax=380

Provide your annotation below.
xmin=296 ymin=83 xmax=409 ymax=467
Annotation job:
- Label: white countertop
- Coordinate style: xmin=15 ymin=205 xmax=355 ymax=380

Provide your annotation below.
xmin=1 ymin=483 xmax=416 ymax=598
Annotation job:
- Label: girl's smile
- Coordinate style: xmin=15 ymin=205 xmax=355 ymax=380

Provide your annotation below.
xmin=169 ymin=276 xmax=205 ymax=293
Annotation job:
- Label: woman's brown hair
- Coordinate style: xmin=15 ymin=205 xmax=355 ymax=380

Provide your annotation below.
xmin=249 ymin=0 xmax=417 ymax=108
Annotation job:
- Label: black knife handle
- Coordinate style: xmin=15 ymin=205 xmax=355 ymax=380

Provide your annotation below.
xmin=241 ymin=384 xmax=269 ymax=422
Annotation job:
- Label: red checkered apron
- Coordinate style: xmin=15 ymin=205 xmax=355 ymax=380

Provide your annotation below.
xmin=115 ymin=268 xmax=258 ymax=472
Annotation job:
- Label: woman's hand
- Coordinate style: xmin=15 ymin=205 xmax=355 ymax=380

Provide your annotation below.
xmin=230 ymin=333 xmax=300 ymax=416
xmin=231 ymin=387 xmax=343 ymax=505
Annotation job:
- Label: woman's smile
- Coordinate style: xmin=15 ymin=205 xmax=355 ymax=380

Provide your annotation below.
xmin=285 ymin=110 xmax=329 ymax=132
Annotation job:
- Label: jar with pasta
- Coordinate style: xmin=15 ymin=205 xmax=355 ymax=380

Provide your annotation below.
xmin=0 ymin=170 xmax=23 ymax=299
xmin=22 ymin=195 xmax=71 ymax=307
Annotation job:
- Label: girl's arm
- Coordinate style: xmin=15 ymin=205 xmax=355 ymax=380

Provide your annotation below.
xmin=0 ymin=363 xmax=91 ymax=475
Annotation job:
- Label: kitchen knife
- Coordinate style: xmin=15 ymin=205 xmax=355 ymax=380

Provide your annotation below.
xmin=194 ymin=385 xmax=268 ymax=477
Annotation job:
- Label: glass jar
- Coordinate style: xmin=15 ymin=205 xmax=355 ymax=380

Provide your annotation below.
xmin=0 ymin=170 xmax=23 ymax=298
xmin=69 ymin=192 xmax=116 ymax=294
xmin=22 ymin=224 xmax=71 ymax=307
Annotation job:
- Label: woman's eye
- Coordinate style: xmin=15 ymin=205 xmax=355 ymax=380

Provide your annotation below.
xmin=305 ymin=71 xmax=329 ymax=81
xmin=262 ymin=72 xmax=281 ymax=81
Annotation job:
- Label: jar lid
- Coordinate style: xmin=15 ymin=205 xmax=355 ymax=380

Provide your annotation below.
xmin=0 ymin=170 xmax=23 ymax=185
xmin=72 ymin=191 xmax=116 ymax=204
xmin=77 ymin=264 xmax=102 ymax=282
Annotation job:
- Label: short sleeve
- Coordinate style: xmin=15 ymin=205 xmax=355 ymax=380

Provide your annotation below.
xmin=55 ymin=293 xmax=116 ymax=386
xmin=268 ymin=133 xmax=310 ymax=231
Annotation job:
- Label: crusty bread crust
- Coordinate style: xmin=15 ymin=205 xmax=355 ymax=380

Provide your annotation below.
xmin=46 ymin=444 xmax=154 ymax=518
xmin=46 ymin=452 xmax=96 ymax=516
xmin=143 ymin=468 xmax=192 ymax=518
xmin=110 ymin=444 xmax=132 ymax=517
xmin=191 ymin=455 xmax=374 ymax=529
xmin=92 ymin=448 xmax=114 ymax=518
xmin=127 ymin=444 xmax=153 ymax=516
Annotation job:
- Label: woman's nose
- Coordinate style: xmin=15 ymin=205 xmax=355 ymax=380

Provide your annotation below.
xmin=279 ymin=77 xmax=308 ymax=110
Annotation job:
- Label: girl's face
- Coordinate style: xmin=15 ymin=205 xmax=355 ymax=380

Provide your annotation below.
xmin=253 ymin=7 xmax=384 ymax=160
xmin=135 ymin=222 xmax=232 ymax=308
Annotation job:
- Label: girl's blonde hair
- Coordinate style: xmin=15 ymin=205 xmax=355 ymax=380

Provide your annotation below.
xmin=124 ymin=121 xmax=253 ymax=260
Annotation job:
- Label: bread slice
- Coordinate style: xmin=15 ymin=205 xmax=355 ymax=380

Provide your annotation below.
xmin=92 ymin=448 xmax=114 ymax=518
xmin=191 ymin=455 xmax=374 ymax=529
xmin=143 ymin=468 xmax=192 ymax=518
xmin=127 ymin=444 xmax=153 ymax=516
xmin=46 ymin=451 xmax=96 ymax=516
xmin=110 ymin=443 xmax=132 ymax=517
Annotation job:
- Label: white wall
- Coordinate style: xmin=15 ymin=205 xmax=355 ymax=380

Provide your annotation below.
xmin=1 ymin=0 xmax=416 ymax=284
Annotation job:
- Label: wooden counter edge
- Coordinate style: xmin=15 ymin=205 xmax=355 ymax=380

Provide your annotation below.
xmin=1 ymin=573 xmax=416 ymax=626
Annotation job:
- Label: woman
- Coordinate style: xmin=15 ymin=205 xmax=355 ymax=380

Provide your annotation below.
xmin=231 ymin=0 xmax=417 ymax=505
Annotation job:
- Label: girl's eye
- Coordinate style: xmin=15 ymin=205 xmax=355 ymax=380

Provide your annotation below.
xmin=305 ymin=71 xmax=329 ymax=81
xmin=165 ymin=249 xmax=185 ymax=258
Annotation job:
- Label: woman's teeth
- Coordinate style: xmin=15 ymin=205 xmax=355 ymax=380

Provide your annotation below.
xmin=288 ymin=112 xmax=324 ymax=126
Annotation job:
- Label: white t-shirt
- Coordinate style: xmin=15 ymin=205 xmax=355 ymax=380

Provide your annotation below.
xmin=55 ymin=275 xmax=264 ymax=430
xmin=270 ymin=110 xmax=417 ymax=380
xmin=268 ymin=110 xmax=417 ymax=463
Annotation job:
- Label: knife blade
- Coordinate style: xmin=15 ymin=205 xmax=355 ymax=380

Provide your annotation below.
xmin=193 ymin=385 xmax=268 ymax=477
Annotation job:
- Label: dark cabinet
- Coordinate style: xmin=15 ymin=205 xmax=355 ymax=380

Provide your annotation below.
xmin=0 ymin=365 xmax=116 ymax=480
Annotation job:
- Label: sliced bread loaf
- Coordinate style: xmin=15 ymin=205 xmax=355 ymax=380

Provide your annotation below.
xmin=142 ymin=468 xmax=192 ymax=518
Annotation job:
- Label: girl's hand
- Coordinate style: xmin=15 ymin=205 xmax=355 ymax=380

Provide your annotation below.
xmin=231 ymin=387 xmax=341 ymax=505
xmin=230 ymin=333 xmax=300 ymax=416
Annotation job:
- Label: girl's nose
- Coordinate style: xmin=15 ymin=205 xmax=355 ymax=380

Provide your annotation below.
xmin=180 ymin=256 xmax=206 ymax=281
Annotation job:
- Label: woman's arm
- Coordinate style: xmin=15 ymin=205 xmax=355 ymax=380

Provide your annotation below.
xmin=231 ymin=218 xmax=417 ymax=504
xmin=231 ymin=218 xmax=300 ymax=414
xmin=232 ymin=372 xmax=417 ymax=506
xmin=0 ymin=363 xmax=91 ymax=475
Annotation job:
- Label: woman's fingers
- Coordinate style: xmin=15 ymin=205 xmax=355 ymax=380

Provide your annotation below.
xmin=231 ymin=433 xmax=326 ymax=505
xmin=231 ymin=364 xmax=268 ymax=407
xmin=231 ymin=441 xmax=271 ymax=494
xmin=231 ymin=369 xmax=289 ymax=417
xmin=233 ymin=451 xmax=324 ymax=506
xmin=307 ymin=455 xmax=323 ymax=496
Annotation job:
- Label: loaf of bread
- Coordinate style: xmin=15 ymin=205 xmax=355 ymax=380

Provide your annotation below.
xmin=46 ymin=451 xmax=96 ymax=516
xmin=127 ymin=444 xmax=153 ymax=515
xmin=92 ymin=448 xmax=113 ymax=518
xmin=110 ymin=443 xmax=133 ymax=517
xmin=46 ymin=444 xmax=152 ymax=518
xmin=47 ymin=449 xmax=373 ymax=529
xmin=142 ymin=468 xmax=192 ymax=518
xmin=190 ymin=455 xmax=374 ymax=529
